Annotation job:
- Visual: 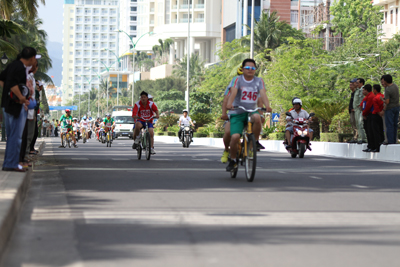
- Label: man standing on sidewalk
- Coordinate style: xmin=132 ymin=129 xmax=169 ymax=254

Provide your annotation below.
xmin=381 ymin=75 xmax=399 ymax=144
xmin=354 ymin=78 xmax=367 ymax=144
xmin=348 ymin=78 xmax=358 ymax=143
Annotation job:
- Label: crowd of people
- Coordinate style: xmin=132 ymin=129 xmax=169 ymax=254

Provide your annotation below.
xmin=0 ymin=47 xmax=42 ymax=172
xmin=348 ymin=75 xmax=399 ymax=152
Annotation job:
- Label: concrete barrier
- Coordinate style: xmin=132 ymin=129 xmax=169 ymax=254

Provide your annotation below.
xmin=154 ymin=136 xmax=400 ymax=163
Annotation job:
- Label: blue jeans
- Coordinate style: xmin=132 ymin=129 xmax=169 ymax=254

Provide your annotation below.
xmin=385 ymin=106 xmax=399 ymax=144
xmin=3 ymin=107 xmax=27 ymax=168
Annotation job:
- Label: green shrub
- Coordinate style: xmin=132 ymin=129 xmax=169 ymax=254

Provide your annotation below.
xmin=155 ymin=132 xmax=165 ymax=136
xmin=262 ymin=125 xmax=277 ymax=138
xmin=269 ymin=132 xmax=285 ymax=140
xmin=167 ymin=125 xmax=180 ymax=133
xmin=210 ymin=132 xmax=224 ymax=138
xmin=154 ymin=127 xmax=164 ymax=133
xmin=194 ymin=133 xmax=208 ymax=138
xmin=167 ymin=131 xmax=177 ymax=136
xmin=191 ymin=113 xmax=213 ymax=127
xmin=157 ymin=113 xmax=179 ymax=128
xmin=329 ymin=110 xmax=352 ymax=134
xmin=320 ymin=133 xmax=339 ymax=142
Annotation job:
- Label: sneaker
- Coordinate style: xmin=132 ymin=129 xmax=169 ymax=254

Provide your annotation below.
xmin=256 ymin=141 xmax=265 ymax=150
xmin=151 ymin=148 xmax=156 ymax=154
xmin=134 ymin=137 xmax=140 ymax=144
xmin=132 ymin=143 xmax=137 ymax=149
xmin=58 ymin=145 xmax=64 ymax=148
xmin=285 ymin=145 xmax=292 ymax=150
xmin=73 ymin=144 xmax=78 ymax=148
xmin=221 ymin=150 xmax=229 ymax=163
xmin=226 ymin=160 xmax=237 ymax=172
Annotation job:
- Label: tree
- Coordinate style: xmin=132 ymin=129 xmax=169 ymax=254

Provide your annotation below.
xmin=156 ymin=90 xmax=186 ymax=113
xmin=173 ymin=53 xmax=204 ymax=87
xmin=1 ymin=0 xmax=46 ymax=20
xmin=152 ymin=38 xmax=174 ymax=65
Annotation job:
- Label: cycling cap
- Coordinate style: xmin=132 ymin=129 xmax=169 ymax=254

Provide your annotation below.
xmin=148 ymin=94 xmax=153 ymax=99
xmin=106 ymin=113 xmax=111 ymax=117
xmin=183 ymin=109 xmax=188 ymax=113
xmin=73 ymin=118 xmax=77 ymax=120
xmin=83 ymin=116 xmax=87 ymax=120
xmin=292 ymin=98 xmax=302 ymax=106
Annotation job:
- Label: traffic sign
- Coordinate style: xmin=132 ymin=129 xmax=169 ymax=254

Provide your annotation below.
xmin=272 ymin=113 xmax=280 ymax=122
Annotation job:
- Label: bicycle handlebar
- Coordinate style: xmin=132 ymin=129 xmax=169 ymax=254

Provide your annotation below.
xmin=138 ymin=116 xmax=154 ymax=122
xmin=233 ymin=106 xmax=267 ymax=113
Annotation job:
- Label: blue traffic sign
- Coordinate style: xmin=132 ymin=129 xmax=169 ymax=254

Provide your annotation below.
xmin=272 ymin=113 xmax=280 ymax=122
xmin=49 ymin=105 xmax=78 ymax=111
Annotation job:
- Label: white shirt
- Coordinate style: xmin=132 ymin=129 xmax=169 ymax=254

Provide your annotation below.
xmin=179 ymin=116 xmax=192 ymax=126
xmin=286 ymin=109 xmax=310 ymax=126
xmin=80 ymin=120 xmax=89 ymax=129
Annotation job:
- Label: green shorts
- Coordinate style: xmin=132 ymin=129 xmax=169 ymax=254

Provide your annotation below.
xmin=230 ymin=112 xmax=258 ymax=136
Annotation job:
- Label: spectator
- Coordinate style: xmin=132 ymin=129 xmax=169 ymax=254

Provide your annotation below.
xmin=28 ymin=80 xmax=43 ymax=154
xmin=354 ymin=78 xmax=367 ymax=144
xmin=371 ymin=84 xmax=385 ymax=152
xmin=0 ymin=47 xmax=36 ymax=172
xmin=42 ymin=119 xmax=48 ymax=137
xmin=51 ymin=119 xmax=55 ymax=136
xmin=348 ymin=78 xmax=358 ymax=143
xmin=38 ymin=116 xmax=43 ymax=138
xmin=381 ymin=74 xmax=399 ymax=144
xmin=54 ymin=119 xmax=59 ymax=137
xmin=360 ymin=84 xmax=375 ymax=152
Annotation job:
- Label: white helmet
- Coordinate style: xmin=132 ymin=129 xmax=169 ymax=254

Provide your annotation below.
xmin=148 ymin=94 xmax=153 ymax=99
xmin=183 ymin=109 xmax=188 ymax=113
xmin=292 ymin=98 xmax=302 ymax=106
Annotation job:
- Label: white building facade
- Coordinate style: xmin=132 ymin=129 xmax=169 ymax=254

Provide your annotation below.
xmin=134 ymin=0 xmax=221 ymax=64
xmin=62 ymin=0 xmax=119 ymax=104
xmin=374 ymin=0 xmax=400 ymax=41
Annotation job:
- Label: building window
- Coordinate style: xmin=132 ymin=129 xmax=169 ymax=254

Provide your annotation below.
xmin=397 ymin=8 xmax=398 ymax=26
xmin=70 ymin=43 xmax=73 ymax=47
xmin=130 ymin=16 xmax=137 ymax=21
xmin=69 ymin=52 xmax=73 ymax=55
xmin=225 ymin=23 xmax=236 ymax=43
xmin=130 ymin=7 xmax=137 ymax=12
xmin=291 ymin=10 xmax=298 ymax=23
xmin=385 ymin=12 xmax=387 ymax=24
xmin=391 ymin=10 xmax=393 ymax=24
xmin=130 ymin=26 xmax=136 ymax=31
xmin=70 ymin=26 xmax=73 ymax=29
xmin=70 ymin=18 xmax=73 ymax=21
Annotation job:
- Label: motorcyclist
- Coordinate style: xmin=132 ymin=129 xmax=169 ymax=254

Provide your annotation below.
xmin=285 ymin=98 xmax=313 ymax=149
xmin=178 ymin=109 xmax=195 ymax=142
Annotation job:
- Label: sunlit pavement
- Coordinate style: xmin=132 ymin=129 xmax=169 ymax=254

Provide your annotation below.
xmin=3 ymin=137 xmax=400 ymax=267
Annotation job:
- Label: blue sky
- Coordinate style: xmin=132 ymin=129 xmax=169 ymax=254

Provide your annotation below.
xmin=38 ymin=1 xmax=64 ymax=43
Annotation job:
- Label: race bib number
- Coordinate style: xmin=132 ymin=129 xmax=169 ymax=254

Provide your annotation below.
xmin=66 ymin=119 xmax=71 ymax=125
xmin=240 ymin=88 xmax=258 ymax=103
xmin=83 ymin=122 xmax=88 ymax=126
xmin=106 ymin=123 xmax=111 ymax=127
xmin=140 ymin=109 xmax=151 ymax=118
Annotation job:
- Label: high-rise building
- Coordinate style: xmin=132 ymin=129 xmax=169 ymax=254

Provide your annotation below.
xmin=62 ymin=0 xmax=119 ymax=105
xmin=373 ymin=0 xmax=399 ymax=41
xmin=119 ymin=0 xmax=138 ymax=72
xmin=134 ymin=0 xmax=222 ymax=64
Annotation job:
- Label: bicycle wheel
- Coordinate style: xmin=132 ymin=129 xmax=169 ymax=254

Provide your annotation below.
xmin=185 ymin=135 xmax=190 ymax=148
xmin=137 ymin=142 xmax=142 ymax=160
xmin=244 ymin=133 xmax=257 ymax=182
xmin=145 ymin=132 xmax=151 ymax=160
xmin=67 ymin=136 xmax=71 ymax=148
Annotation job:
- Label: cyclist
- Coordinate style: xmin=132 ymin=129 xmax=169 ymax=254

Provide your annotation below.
xmin=59 ymin=109 xmax=78 ymax=148
xmin=94 ymin=117 xmax=101 ymax=140
xmin=73 ymin=118 xmax=80 ymax=141
xmin=80 ymin=116 xmax=90 ymax=142
xmin=178 ymin=109 xmax=195 ymax=142
xmin=226 ymin=58 xmax=272 ymax=171
xmin=285 ymin=98 xmax=313 ymax=150
xmin=103 ymin=113 xmax=115 ymax=140
xmin=132 ymin=91 xmax=159 ymax=154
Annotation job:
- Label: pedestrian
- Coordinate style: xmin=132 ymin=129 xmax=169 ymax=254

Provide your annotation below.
xmin=38 ymin=116 xmax=43 ymax=138
xmin=54 ymin=119 xmax=59 ymax=137
xmin=51 ymin=119 xmax=55 ymax=136
xmin=381 ymin=74 xmax=399 ymax=144
xmin=371 ymin=84 xmax=385 ymax=152
xmin=348 ymin=78 xmax=358 ymax=143
xmin=353 ymin=78 xmax=367 ymax=144
xmin=360 ymin=84 xmax=375 ymax=152
xmin=28 ymin=80 xmax=43 ymax=154
xmin=0 ymin=47 xmax=36 ymax=172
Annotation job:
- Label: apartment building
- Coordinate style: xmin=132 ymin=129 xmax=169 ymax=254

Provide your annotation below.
xmin=119 ymin=0 xmax=138 ymax=72
xmin=134 ymin=0 xmax=221 ymax=64
xmin=373 ymin=0 xmax=400 ymax=41
xmin=62 ymin=0 xmax=119 ymax=104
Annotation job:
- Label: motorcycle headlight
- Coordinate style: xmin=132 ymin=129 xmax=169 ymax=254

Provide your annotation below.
xmin=296 ymin=130 xmax=303 ymax=135
xmin=184 ymin=126 xmax=190 ymax=131
xmin=303 ymin=129 xmax=308 ymax=135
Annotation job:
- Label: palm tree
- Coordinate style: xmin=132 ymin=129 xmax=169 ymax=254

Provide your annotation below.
xmin=152 ymin=38 xmax=174 ymax=64
xmin=173 ymin=53 xmax=204 ymax=86
xmin=1 ymin=0 xmax=46 ymax=20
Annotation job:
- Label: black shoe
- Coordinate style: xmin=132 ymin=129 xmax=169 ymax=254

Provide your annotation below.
xmin=256 ymin=141 xmax=265 ymax=150
xmin=362 ymin=149 xmax=372 ymax=152
xmin=58 ymin=145 xmax=64 ymax=148
xmin=371 ymin=149 xmax=380 ymax=153
xmin=285 ymin=145 xmax=292 ymax=150
xmin=132 ymin=143 xmax=137 ymax=149
xmin=381 ymin=142 xmax=389 ymax=145
xmin=348 ymin=140 xmax=357 ymax=144
xmin=357 ymin=141 xmax=363 ymax=144
xmin=362 ymin=141 xmax=367 ymax=143
xmin=226 ymin=160 xmax=237 ymax=172
xmin=73 ymin=144 xmax=78 ymax=148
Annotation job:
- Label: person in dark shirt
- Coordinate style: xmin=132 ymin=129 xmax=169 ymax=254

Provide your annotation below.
xmin=348 ymin=78 xmax=358 ymax=143
xmin=0 ymin=47 xmax=37 ymax=172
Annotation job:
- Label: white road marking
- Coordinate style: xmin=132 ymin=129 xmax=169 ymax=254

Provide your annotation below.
xmin=30 ymin=209 xmax=400 ymax=226
xmin=310 ymin=176 xmax=322 ymax=179
xmin=351 ymin=184 xmax=369 ymax=189
xmin=152 ymin=159 xmax=172 ymax=161
xmin=270 ymin=158 xmax=291 ymax=161
xmin=278 ymin=171 xmax=286 ymax=174
xmin=312 ymin=158 xmax=334 ymax=161
xmin=71 ymin=158 xmax=89 ymax=160
xmin=111 ymin=158 xmax=129 ymax=161
xmin=193 ymin=159 xmax=211 ymax=161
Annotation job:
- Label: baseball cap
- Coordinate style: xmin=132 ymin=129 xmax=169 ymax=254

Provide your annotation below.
xmin=350 ymin=78 xmax=357 ymax=83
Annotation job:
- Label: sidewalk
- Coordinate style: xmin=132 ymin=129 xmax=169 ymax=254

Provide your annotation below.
xmin=154 ymin=136 xmax=400 ymax=163
xmin=0 ymin=138 xmax=45 ymax=260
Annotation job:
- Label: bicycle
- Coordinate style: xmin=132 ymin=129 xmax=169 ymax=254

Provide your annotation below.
xmin=104 ymin=124 xmax=113 ymax=147
xmin=82 ymin=127 xmax=87 ymax=143
xmin=230 ymin=106 xmax=266 ymax=182
xmin=61 ymin=128 xmax=73 ymax=148
xmin=136 ymin=117 xmax=153 ymax=160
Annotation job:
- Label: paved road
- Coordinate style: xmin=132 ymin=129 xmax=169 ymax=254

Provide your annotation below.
xmin=3 ymin=138 xmax=400 ymax=267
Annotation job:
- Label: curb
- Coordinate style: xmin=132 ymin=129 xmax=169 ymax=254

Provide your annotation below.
xmin=0 ymin=139 xmax=45 ymax=261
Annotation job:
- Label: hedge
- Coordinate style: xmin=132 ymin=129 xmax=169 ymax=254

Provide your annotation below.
xmin=269 ymin=132 xmax=285 ymax=140
xmin=167 ymin=131 xmax=177 ymax=136
xmin=193 ymin=133 xmax=208 ymax=138
xmin=155 ymin=132 xmax=165 ymax=136
xmin=320 ymin=133 xmax=339 ymax=142
xmin=210 ymin=132 xmax=224 ymax=138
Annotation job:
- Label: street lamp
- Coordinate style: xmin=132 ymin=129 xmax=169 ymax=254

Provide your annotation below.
xmin=114 ymin=29 xmax=153 ymax=106
xmin=1 ymin=53 xmax=9 ymax=65
xmin=104 ymin=48 xmax=121 ymax=106
xmin=1 ymin=53 xmax=8 ymax=141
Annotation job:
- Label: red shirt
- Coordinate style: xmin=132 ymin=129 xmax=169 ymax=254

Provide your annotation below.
xmin=360 ymin=92 xmax=375 ymax=117
xmin=132 ymin=100 xmax=158 ymax=123
xmin=372 ymin=92 xmax=384 ymax=114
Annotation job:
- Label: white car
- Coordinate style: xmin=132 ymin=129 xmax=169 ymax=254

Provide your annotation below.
xmin=112 ymin=111 xmax=134 ymax=139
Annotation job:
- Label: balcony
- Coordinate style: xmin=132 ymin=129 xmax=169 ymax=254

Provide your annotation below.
xmin=150 ymin=8 xmax=155 ymax=12
xmin=195 ymin=18 xmax=204 ymax=23
xmin=180 ymin=4 xmax=192 ymax=9
xmin=172 ymin=5 xmax=178 ymax=9
xmin=180 ymin=18 xmax=192 ymax=23
xmin=150 ymin=20 xmax=154 ymax=24
xmin=195 ymin=4 xmax=204 ymax=8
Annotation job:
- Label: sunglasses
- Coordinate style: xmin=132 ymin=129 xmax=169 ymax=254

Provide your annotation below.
xmin=243 ymin=66 xmax=257 ymax=71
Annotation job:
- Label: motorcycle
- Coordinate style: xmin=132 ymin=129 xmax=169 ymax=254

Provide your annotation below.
xmin=284 ymin=112 xmax=315 ymax=158
xmin=180 ymin=121 xmax=196 ymax=148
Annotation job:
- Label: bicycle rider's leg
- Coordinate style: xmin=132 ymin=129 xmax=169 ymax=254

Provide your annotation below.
xmin=71 ymin=130 xmax=77 ymax=144
xmin=251 ymin=113 xmax=262 ymax=141
xmin=223 ymin=121 xmax=231 ymax=152
xmin=228 ymin=113 xmax=246 ymax=161
xmin=133 ymin=121 xmax=142 ymax=140
xmin=149 ymin=127 xmax=155 ymax=148
xmin=285 ymin=126 xmax=293 ymax=147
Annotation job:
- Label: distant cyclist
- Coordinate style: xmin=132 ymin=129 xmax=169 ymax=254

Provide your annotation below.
xmin=59 ymin=109 xmax=78 ymax=148
xmin=132 ymin=91 xmax=159 ymax=154
xmin=103 ymin=113 xmax=115 ymax=140
xmin=80 ymin=116 xmax=90 ymax=142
